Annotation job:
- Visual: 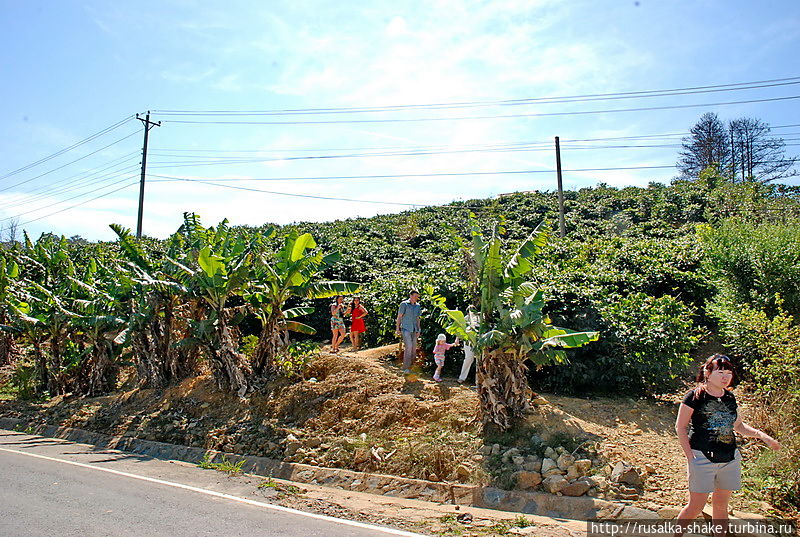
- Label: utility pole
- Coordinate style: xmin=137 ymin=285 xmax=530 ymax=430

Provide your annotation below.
xmin=554 ymin=136 xmax=566 ymax=238
xmin=136 ymin=111 xmax=160 ymax=239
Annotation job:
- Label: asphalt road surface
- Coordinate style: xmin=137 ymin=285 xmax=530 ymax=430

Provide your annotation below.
xmin=0 ymin=429 xmax=426 ymax=537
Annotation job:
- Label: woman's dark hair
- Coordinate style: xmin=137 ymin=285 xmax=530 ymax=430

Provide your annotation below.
xmin=694 ymin=354 xmax=738 ymax=397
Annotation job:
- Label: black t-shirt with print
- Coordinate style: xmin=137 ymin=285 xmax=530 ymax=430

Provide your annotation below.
xmin=682 ymin=388 xmax=738 ymax=459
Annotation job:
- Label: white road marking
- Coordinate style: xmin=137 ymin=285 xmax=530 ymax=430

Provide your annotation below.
xmin=0 ymin=445 xmax=427 ymax=537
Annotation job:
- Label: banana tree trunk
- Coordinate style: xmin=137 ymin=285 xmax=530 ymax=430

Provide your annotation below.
xmin=0 ymin=312 xmax=15 ymax=366
xmin=34 ymin=340 xmax=47 ymax=393
xmin=48 ymin=331 xmax=67 ymax=396
xmin=84 ymin=339 xmax=115 ymax=396
xmin=476 ymin=348 xmax=531 ymax=431
xmin=208 ymin=320 xmax=250 ymax=397
xmin=252 ymin=315 xmax=281 ymax=377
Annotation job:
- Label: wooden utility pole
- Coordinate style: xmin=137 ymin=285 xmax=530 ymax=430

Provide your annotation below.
xmin=136 ymin=111 xmax=160 ymax=239
xmin=555 ymin=136 xmax=566 ymax=238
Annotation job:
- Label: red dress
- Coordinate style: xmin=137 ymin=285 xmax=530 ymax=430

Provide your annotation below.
xmin=351 ymin=306 xmax=367 ymax=333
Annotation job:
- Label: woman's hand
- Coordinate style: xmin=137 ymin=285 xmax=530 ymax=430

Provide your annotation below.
xmin=763 ymin=436 xmax=781 ymax=451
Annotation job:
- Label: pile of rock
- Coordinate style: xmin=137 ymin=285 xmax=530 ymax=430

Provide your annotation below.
xmin=481 ymin=442 xmax=609 ymax=498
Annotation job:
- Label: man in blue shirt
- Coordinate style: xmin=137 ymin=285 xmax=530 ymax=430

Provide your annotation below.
xmin=395 ymin=290 xmax=422 ymax=373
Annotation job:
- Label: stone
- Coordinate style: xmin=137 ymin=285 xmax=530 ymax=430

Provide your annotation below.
xmin=503 ymin=448 xmax=521 ymax=460
xmin=656 ymin=507 xmax=681 ymax=520
xmin=491 ymin=444 xmax=501 ymax=455
xmin=456 ymin=464 xmax=472 ymax=481
xmin=555 ymin=446 xmax=567 ymax=455
xmin=529 ymin=434 xmax=543 ymax=445
xmin=644 ymin=463 xmax=656 ymax=474
xmin=540 ymin=458 xmax=559 ymax=475
xmin=530 ymin=396 xmax=549 ymax=406
xmin=575 ymin=459 xmax=592 ymax=475
xmin=590 ymin=475 xmax=608 ymax=490
xmin=561 ymin=480 xmax=591 ymax=497
xmin=630 ymin=428 xmax=643 ymax=435
xmin=611 ymin=461 xmax=643 ymax=486
xmin=541 ymin=475 xmax=569 ymax=494
xmin=618 ymin=506 xmax=659 ymax=519
xmin=514 ymin=471 xmax=542 ymax=489
xmin=285 ymin=440 xmax=302 ymax=456
xmin=566 ymin=465 xmax=581 ymax=480
xmin=557 ymin=453 xmax=576 ymax=471
xmin=471 ymin=454 xmax=484 ymax=462
xmin=544 ymin=446 xmax=557 ymax=460
xmin=523 ymin=461 xmax=541 ymax=472
xmin=479 ymin=445 xmax=493 ymax=456
xmin=512 ymin=456 xmax=525 ymax=466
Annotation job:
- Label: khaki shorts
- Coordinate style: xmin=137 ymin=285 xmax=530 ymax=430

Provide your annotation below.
xmin=688 ymin=449 xmax=742 ymax=493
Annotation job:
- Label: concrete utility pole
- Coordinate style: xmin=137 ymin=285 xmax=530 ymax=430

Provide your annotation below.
xmin=136 ymin=111 xmax=160 ymax=239
xmin=555 ymin=136 xmax=566 ymax=238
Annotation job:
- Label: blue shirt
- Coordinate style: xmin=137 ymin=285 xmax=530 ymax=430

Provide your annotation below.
xmin=398 ymin=300 xmax=421 ymax=333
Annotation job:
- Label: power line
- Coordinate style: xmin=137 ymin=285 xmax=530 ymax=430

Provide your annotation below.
xmin=0 ymin=130 xmax=141 ymax=192
xmin=19 ymin=179 xmax=141 ymax=227
xmin=159 ymin=94 xmax=800 ymax=126
xmin=152 ymin=76 xmax=800 ymax=116
xmin=1 ymin=172 xmax=140 ymax=223
xmin=0 ymin=115 xmax=135 ymax=181
xmin=0 ymin=153 xmax=141 ymax=209
xmin=0 ymin=163 xmax=142 ymax=212
xmin=146 ymin=165 xmax=679 ymax=185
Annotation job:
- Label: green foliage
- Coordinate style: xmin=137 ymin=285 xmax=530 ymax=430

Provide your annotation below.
xmin=9 ymin=361 xmax=38 ymax=400
xmin=198 ymin=453 xmax=245 ymax=475
xmin=709 ymin=299 xmax=800 ymax=394
xmin=700 ymin=218 xmax=800 ymax=316
xmin=274 ymin=340 xmax=319 ymax=380
xmin=599 ymin=293 xmax=699 ymax=391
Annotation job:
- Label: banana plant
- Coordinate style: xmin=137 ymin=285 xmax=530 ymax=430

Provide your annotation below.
xmin=110 ymin=224 xmax=194 ymax=388
xmin=15 ymin=232 xmax=83 ymax=395
xmin=169 ymin=213 xmax=261 ymax=396
xmin=245 ymin=230 xmax=360 ymax=377
xmin=430 ymin=216 xmax=599 ymax=431
xmin=68 ymin=257 xmax=127 ymax=395
xmin=0 ymin=249 xmax=21 ymax=366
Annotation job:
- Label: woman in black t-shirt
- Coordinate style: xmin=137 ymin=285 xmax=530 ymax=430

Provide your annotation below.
xmin=674 ymin=355 xmax=780 ymax=532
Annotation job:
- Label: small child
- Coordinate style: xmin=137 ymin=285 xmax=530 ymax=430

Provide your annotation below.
xmin=432 ymin=334 xmax=459 ymax=382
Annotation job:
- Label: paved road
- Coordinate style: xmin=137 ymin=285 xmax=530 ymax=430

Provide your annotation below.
xmin=0 ymin=429 xmax=425 ymax=537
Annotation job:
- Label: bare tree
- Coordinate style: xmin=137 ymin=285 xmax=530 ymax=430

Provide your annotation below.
xmin=1 ymin=218 xmax=19 ymax=249
xmin=678 ymin=112 xmax=731 ymax=177
xmin=729 ymin=118 xmax=798 ymax=182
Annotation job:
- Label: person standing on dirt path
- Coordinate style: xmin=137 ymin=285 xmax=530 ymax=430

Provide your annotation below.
xmin=395 ymin=290 xmax=422 ymax=373
xmin=458 ymin=305 xmax=479 ymax=384
xmin=330 ymin=295 xmax=347 ymax=354
xmin=346 ymin=296 xmax=368 ymax=351
xmin=674 ymin=354 xmax=780 ymax=537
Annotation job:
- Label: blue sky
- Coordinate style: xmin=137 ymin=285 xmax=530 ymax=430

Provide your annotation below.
xmin=1 ymin=0 xmax=799 ymax=240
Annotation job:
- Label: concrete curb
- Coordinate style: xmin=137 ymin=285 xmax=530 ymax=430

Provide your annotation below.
xmin=0 ymin=416 xmax=626 ymax=521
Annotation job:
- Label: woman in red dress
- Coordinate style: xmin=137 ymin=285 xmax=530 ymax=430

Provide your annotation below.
xmin=347 ymin=297 xmax=368 ymax=350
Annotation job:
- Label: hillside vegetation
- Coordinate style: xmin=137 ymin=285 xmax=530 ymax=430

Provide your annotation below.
xmin=1 ymin=168 xmax=799 ymax=511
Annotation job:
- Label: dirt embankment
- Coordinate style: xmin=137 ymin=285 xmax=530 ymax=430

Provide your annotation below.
xmin=0 ymin=344 xmax=778 ymax=516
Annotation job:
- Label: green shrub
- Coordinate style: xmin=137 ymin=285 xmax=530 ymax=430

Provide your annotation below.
xmin=274 ymin=340 xmax=319 ymax=380
xmin=9 ymin=361 xmax=38 ymax=400
xmin=700 ymin=218 xmax=800 ymax=317
xmin=600 ymin=293 xmax=700 ymax=391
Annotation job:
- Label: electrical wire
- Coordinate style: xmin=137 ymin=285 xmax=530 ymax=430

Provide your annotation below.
xmin=0 ymin=130 xmax=141 ymax=192
xmin=152 ymin=76 xmax=800 ymax=116
xmin=0 ymin=153 xmax=141 ymax=210
xmin=158 ymin=94 xmax=800 ymax=126
xmin=0 ymin=163 xmax=142 ymax=212
xmin=1 ymin=172 xmax=140 ymax=223
xmin=19 ymin=179 xmax=141 ymax=226
xmin=0 ymin=115 xmax=135 ymax=181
